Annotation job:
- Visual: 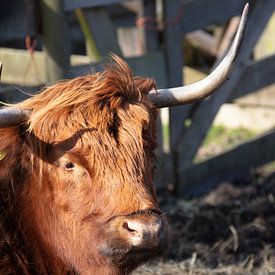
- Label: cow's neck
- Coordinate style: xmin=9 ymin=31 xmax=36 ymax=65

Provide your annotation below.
xmin=0 ymin=178 xmax=70 ymax=274
xmin=0 ymin=179 xmax=33 ymax=274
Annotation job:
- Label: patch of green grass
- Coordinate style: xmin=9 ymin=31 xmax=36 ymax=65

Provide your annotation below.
xmin=196 ymin=125 xmax=256 ymax=162
xmin=160 ymin=123 xmax=256 ymax=158
xmin=203 ymin=125 xmax=255 ymax=147
xmin=161 ymin=124 xmax=170 ymax=152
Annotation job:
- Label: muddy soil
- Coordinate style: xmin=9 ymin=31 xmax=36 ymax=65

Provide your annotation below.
xmin=134 ymin=170 xmax=275 ymax=274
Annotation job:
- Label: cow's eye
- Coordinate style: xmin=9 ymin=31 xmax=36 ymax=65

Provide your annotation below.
xmin=64 ymin=162 xmax=75 ymax=171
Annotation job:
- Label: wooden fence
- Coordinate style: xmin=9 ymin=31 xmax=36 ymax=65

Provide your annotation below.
xmin=0 ymin=0 xmax=275 ymax=196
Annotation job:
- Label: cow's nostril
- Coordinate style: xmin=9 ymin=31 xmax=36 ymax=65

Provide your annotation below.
xmin=123 ymin=221 xmax=138 ymax=233
xmin=121 ymin=217 xmax=165 ymax=248
xmin=123 ymin=220 xmax=143 ymax=234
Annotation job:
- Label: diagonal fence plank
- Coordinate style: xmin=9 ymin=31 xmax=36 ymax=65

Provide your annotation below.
xmin=179 ymin=130 xmax=275 ymax=197
xmin=176 ymin=0 xmax=275 ymax=186
xmin=231 ymin=54 xmax=275 ymax=101
xmin=83 ymin=7 xmax=122 ymax=57
xmin=64 ymin=0 xmax=128 ymax=11
xmin=181 ymin=0 xmax=249 ymax=33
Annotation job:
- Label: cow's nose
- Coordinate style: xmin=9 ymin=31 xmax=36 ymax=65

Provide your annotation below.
xmin=122 ymin=216 xmax=164 ymax=248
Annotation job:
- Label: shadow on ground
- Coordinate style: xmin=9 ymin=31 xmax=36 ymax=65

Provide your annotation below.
xmin=134 ymin=169 xmax=275 ymax=274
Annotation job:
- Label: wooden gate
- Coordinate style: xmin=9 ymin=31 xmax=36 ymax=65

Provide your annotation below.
xmin=0 ymin=0 xmax=274 ymax=196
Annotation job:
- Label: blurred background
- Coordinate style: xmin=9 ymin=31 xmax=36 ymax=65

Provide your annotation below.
xmin=0 ymin=0 xmax=275 ymax=273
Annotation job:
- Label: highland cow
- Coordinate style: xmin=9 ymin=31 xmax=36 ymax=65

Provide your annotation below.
xmin=0 ymin=5 xmax=248 ymax=274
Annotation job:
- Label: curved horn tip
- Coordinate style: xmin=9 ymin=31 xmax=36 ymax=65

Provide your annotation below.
xmin=149 ymin=2 xmax=249 ymax=108
xmin=241 ymin=3 xmax=249 ymax=24
xmin=244 ymin=3 xmax=249 ymax=13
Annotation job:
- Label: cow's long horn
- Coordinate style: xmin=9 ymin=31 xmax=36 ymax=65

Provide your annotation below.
xmin=0 ymin=63 xmax=31 ymax=128
xmin=148 ymin=3 xmax=249 ymax=108
xmin=0 ymin=109 xmax=31 ymax=128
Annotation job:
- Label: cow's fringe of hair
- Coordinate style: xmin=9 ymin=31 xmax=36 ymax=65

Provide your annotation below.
xmin=14 ymin=54 xmax=156 ymax=136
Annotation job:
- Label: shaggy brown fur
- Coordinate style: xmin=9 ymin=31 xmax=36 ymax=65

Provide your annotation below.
xmin=0 ymin=56 xmax=168 ymax=274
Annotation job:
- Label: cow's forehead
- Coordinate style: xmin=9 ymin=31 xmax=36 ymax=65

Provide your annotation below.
xmin=61 ymin=104 xmax=155 ymax=155
xmin=20 ymin=58 xmax=156 ymax=139
xmin=36 ymin=100 xmax=154 ymax=145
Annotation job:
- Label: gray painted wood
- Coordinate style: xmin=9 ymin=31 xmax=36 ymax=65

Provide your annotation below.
xmin=84 ymin=7 xmax=122 ymax=56
xmin=69 ymin=51 xmax=167 ymax=88
xmin=0 ymin=85 xmax=41 ymax=103
xmin=154 ymin=151 xmax=173 ymax=189
xmin=181 ymin=0 xmax=252 ymax=34
xmin=40 ymin=0 xmax=70 ymax=83
xmin=107 ymin=5 xmax=136 ymax=28
xmin=128 ymin=53 xmax=167 ymax=88
xmin=0 ymin=2 xmax=136 ymax=43
xmin=177 ymin=0 xmax=275 ymax=176
xmin=163 ymin=0 xmax=185 ymax=149
xmin=0 ymin=1 xmax=28 ymax=41
xmin=143 ymin=0 xmax=159 ymax=52
xmin=179 ymin=130 xmax=275 ymax=197
xmin=64 ymin=0 xmax=128 ymax=11
xmin=232 ymin=55 xmax=275 ymax=101
xmin=163 ymin=0 xmax=183 ymax=87
xmin=163 ymin=0 xmax=194 ymax=189
xmin=142 ymin=0 xmax=163 ymax=186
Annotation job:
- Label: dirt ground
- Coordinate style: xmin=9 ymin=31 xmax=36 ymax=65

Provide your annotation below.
xmin=133 ymin=168 xmax=275 ymax=275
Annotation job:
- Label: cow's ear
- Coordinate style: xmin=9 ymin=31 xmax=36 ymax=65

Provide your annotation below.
xmin=0 ymin=127 xmax=26 ymax=180
xmin=134 ymin=77 xmax=156 ymax=96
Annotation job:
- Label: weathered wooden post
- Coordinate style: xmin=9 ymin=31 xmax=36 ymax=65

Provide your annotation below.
xmin=143 ymin=0 xmax=159 ymax=52
xmin=40 ymin=0 xmax=70 ymax=83
xmin=163 ymin=0 xmax=187 ymax=193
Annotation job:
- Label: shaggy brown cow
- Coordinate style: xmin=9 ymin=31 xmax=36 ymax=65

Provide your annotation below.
xmin=0 ymin=5 xmax=248 ymax=274
xmin=0 ymin=57 xmax=168 ymax=274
